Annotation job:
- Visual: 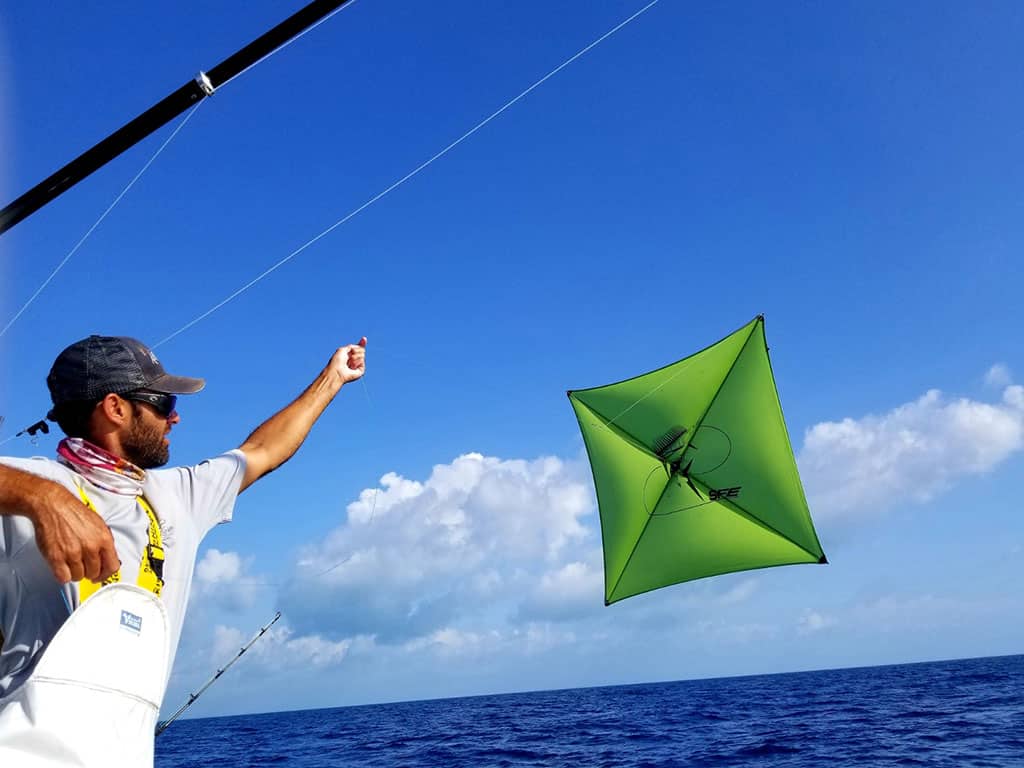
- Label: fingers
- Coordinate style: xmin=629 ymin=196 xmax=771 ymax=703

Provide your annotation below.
xmin=97 ymin=537 xmax=121 ymax=582
xmin=79 ymin=519 xmax=119 ymax=582
xmin=82 ymin=546 xmax=101 ymax=583
xmin=63 ymin=541 xmax=86 ymax=583
xmin=342 ymin=338 xmax=366 ymax=356
xmin=326 ymin=338 xmax=366 ymax=383
xmin=33 ymin=487 xmax=121 ymax=586
xmin=52 ymin=562 xmax=72 ymax=585
xmin=43 ymin=528 xmax=119 ymax=585
xmin=346 ymin=339 xmax=366 ymax=373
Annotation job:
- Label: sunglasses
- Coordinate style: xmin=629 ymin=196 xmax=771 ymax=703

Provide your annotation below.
xmin=123 ymin=390 xmax=178 ymax=418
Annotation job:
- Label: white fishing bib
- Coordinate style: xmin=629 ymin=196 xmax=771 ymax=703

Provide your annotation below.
xmin=0 ymin=584 xmax=170 ymax=768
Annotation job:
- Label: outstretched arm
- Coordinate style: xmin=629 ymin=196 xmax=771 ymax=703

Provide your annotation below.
xmin=0 ymin=463 xmax=120 ymax=583
xmin=238 ymin=338 xmax=366 ymax=493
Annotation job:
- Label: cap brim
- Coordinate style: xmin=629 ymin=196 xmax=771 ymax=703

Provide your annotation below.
xmin=148 ymin=373 xmax=206 ymax=394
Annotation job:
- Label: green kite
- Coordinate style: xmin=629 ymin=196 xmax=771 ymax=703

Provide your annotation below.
xmin=568 ymin=316 xmax=826 ymax=605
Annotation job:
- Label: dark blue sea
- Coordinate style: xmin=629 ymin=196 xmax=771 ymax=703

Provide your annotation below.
xmin=155 ymin=654 xmax=1024 ymax=767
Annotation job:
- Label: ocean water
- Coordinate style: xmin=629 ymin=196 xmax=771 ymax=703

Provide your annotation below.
xmin=155 ymin=654 xmax=1024 ymax=767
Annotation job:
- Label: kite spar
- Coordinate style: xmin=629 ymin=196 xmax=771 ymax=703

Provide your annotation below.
xmin=568 ymin=316 xmax=826 ymax=605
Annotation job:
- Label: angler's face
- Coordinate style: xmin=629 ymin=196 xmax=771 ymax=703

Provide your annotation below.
xmin=121 ymin=397 xmax=179 ymax=469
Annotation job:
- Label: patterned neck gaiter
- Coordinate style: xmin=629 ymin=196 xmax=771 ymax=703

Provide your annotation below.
xmin=57 ymin=437 xmax=146 ymax=496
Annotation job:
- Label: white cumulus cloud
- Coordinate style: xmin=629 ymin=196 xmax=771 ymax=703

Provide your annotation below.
xmin=691 ymin=619 xmax=778 ymax=643
xmin=539 ymin=561 xmax=602 ymax=600
xmin=403 ymin=627 xmax=501 ymax=657
xmin=196 ymin=549 xmax=244 ymax=583
xmin=279 ymin=453 xmax=595 ymax=644
xmin=797 ymin=609 xmax=837 ymax=635
xmin=799 ymin=383 xmax=1024 ymax=520
xmin=719 ymin=578 xmax=759 ymax=605
xmin=848 ymin=593 xmax=1014 ymax=633
xmin=517 ymin=558 xmax=605 ymax=622
xmin=985 ymin=364 xmax=1012 ymax=389
xmin=245 ymin=370 xmax=1024 ymax=669
xmin=191 ymin=549 xmax=261 ymax=611
xmin=212 ymin=623 xmax=352 ymax=669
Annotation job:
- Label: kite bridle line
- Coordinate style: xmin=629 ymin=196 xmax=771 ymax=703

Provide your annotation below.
xmin=640 ymin=425 xmax=734 ymax=515
xmin=581 ymin=317 xmax=762 ymax=473
xmin=594 ymin=318 xmax=827 ymax=602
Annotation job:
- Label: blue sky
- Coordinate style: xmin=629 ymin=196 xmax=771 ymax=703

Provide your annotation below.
xmin=1 ymin=0 xmax=1021 ymax=718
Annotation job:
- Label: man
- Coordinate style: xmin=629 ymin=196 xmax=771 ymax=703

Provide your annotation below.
xmin=0 ymin=333 xmax=366 ymax=701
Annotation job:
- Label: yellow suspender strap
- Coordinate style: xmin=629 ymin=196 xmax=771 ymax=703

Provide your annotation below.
xmin=76 ymin=485 xmax=164 ymax=602
xmin=135 ymin=495 xmax=165 ymax=596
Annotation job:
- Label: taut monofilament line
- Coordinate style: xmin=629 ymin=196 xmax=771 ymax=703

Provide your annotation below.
xmin=0 ymin=0 xmax=358 ymax=234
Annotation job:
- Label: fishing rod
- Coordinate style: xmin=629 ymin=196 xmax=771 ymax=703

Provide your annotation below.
xmin=0 ymin=0 xmax=357 ymax=235
xmin=155 ymin=610 xmax=282 ymax=737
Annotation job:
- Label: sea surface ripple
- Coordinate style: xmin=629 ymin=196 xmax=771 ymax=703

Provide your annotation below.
xmin=156 ymin=654 xmax=1024 ymax=767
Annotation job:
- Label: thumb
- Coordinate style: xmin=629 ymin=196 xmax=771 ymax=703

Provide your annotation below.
xmin=358 ymin=337 xmax=367 ymax=348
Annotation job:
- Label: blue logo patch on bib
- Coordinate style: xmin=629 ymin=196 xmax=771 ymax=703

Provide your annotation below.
xmin=120 ymin=610 xmax=143 ymax=633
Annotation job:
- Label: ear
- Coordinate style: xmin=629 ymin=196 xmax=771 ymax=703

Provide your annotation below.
xmin=95 ymin=393 xmax=132 ymax=427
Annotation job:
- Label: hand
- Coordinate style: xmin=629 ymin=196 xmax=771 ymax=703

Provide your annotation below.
xmin=29 ymin=483 xmax=120 ymax=584
xmin=329 ymin=337 xmax=367 ymax=385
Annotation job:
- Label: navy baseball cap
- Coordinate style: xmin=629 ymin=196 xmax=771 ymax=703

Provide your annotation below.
xmin=47 ymin=336 xmax=204 ymax=418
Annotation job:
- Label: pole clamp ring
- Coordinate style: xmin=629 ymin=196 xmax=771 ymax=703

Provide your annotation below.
xmin=195 ymin=71 xmax=215 ymax=96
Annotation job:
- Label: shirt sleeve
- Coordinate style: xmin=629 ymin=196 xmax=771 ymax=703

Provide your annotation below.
xmin=0 ymin=457 xmax=73 ymax=559
xmin=163 ymin=450 xmax=247 ymax=537
xmin=0 ymin=456 xmax=71 ymax=484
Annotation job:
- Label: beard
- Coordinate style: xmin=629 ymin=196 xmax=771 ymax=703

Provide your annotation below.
xmin=122 ymin=409 xmax=170 ymax=469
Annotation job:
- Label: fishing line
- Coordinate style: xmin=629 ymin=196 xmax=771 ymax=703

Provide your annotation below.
xmin=3 ymin=1 xmax=662 ymax=436
xmin=0 ymin=103 xmax=205 ymax=341
xmin=218 ymin=1 xmax=362 ymax=91
xmin=153 ymin=0 xmax=661 ymax=349
xmin=3 ymin=0 xmax=665 ymax=728
xmin=3 ymin=0 xmax=661 ymax=576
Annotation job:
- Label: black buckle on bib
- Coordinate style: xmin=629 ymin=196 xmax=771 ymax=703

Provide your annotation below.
xmin=147 ymin=544 xmax=165 ymax=581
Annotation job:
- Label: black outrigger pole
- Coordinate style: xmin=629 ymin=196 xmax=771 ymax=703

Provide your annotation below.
xmin=0 ymin=0 xmax=356 ymax=235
